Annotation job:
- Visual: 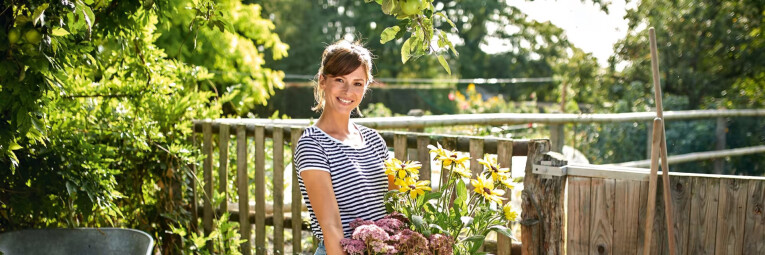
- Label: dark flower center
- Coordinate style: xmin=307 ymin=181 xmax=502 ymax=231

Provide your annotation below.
xmin=450 ymin=154 xmax=458 ymax=158
xmin=409 ymin=185 xmax=417 ymax=190
xmin=401 ymin=164 xmax=406 ymax=169
xmin=483 ymin=187 xmax=491 ymax=194
xmin=491 ymin=166 xmax=498 ymax=172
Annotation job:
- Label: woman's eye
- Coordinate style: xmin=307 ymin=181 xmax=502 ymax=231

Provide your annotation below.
xmin=354 ymin=82 xmax=363 ymax=86
xmin=335 ymin=78 xmax=344 ymax=83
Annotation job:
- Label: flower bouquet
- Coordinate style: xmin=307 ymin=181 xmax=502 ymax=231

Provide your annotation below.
xmin=341 ymin=143 xmax=519 ymax=254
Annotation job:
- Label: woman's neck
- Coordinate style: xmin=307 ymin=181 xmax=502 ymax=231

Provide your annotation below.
xmin=315 ymin=110 xmax=353 ymax=137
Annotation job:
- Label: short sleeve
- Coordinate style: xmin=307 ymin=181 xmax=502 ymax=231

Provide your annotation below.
xmin=374 ymin=132 xmax=391 ymax=161
xmin=295 ymin=137 xmax=330 ymax=174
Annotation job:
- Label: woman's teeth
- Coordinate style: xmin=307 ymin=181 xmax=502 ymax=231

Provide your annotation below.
xmin=338 ymin=98 xmax=352 ymax=104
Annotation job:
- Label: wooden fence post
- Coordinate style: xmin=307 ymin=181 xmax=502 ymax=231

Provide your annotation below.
xmin=714 ymin=116 xmax=727 ymax=174
xmin=236 ymin=124 xmax=251 ymax=255
xmin=550 ymin=124 xmax=564 ymax=153
xmin=521 ymin=139 xmax=567 ymax=255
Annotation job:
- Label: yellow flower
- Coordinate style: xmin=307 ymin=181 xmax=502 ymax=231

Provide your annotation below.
xmin=498 ymin=174 xmax=516 ymax=189
xmin=471 ymin=176 xmax=506 ymax=205
xmin=438 ymin=150 xmax=469 ymax=169
xmin=503 ymin=203 xmax=519 ymax=221
xmin=451 ymin=165 xmax=472 ymax=179
xmin=478 ymin=154 xmax=510 ymax=182
xmin=427 ymin=143 xmax=448 ymax=161
xmin=385 ymin=158 xmax=421 ymax=179
xmin=396 ymin=177 xmax=432 ymax=199
xmin=428 ymin=143 xmax=468 ymax=168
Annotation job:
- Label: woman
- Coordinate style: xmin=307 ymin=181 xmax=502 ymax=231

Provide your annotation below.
xmin=293 ymin=40 xmax=395 ymax=255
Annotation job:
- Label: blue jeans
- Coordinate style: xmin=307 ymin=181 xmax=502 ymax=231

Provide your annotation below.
xmin=314 ymin=242 xmax=326 ymax=255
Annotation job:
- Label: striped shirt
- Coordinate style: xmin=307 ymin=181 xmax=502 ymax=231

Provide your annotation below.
xmin=294 ymin=124 xmax=390 ymax=241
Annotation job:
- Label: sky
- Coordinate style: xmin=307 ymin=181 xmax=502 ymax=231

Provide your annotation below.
xmin=505 ymin=0 xmax=635 ymax=67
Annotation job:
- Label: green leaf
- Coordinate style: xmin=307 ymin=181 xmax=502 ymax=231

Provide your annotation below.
xmin=381 ymin=0 xmax=395 ymax=15
xmin=401 ymin=37 xmax=413 ymax=63
xmin=455 ymin=178 xmax=467 ymax=210
xmin=436 ymin=12 xmax=457 ymax=31
xmin=8 ymin=141 xmax=22 ymax=151
xmin=51 ymin=27 xmax=70 ymax=37
xmin=488 ymin=225 xmax=515 ymax=240
xmin=380 ymin=26 xmax=400 ymax=44
xmin=429 ymin=223 xmax=446 ymax=234
xmin=423 ymin=191 xmax=442 ymax=202
xmin=32 ymin=3 xmax=50 ymax=26
xmin=438 ymin=55 xmax=451 ymax=75
xmin=411 ymin=215 xmax=426 ymax=231
xmin=463 ymin=235 xmax=486 ymax=253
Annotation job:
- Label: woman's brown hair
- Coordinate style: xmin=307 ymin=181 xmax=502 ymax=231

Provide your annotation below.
xmin=312 ymin=40 xmax=374 ymax=115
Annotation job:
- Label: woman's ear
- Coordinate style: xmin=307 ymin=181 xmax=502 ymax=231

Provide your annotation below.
xmin=318 ymin=74 xmax=326 ymax=88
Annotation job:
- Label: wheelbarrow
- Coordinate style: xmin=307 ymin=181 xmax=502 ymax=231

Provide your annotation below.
xmin=0 ymin=228 xmax=153 ymax=255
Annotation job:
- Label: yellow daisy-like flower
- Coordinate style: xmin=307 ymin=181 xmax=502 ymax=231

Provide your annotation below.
xmin=478 ymin=154 xmax=510 ymax=182
xmin=503 ymin=203 xmax=519 ymax=221
xmin=451 ymin=165 xmax=472 ymax=179
xmin=395 ymin=177 xmax=432 ymax=199
xmin=385 ymin=158 xmax=421 ymax=179
xmin=443 ymin=151 xmax=470 ymax=169
xmin=471 ymin=176 xmax=506 ymax=205
xmin=385 ymin=158 xmax=405 ymax=178
xmin=497 ymin=173 xmax=516 ymax=189
xmin=427 ymin=143 xmax=447 ymax=159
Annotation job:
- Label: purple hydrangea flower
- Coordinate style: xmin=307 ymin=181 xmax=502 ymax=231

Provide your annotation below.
xmin=349 ymin=218 xmax=376 ymax=230
xmin=390 ymin=229 xmax=430 ymax=254
xmin=375 ymin=218 xmax=406 ymax=235
xmin=384 ymin=212 xmax=410 ymax=224
xmin=352 ymin=224 xmax=390 ymax=243
xmin=340 ymin=238 xmax=366 ymax=255
xmin=428 ymin=233 xmax=454 ymax=255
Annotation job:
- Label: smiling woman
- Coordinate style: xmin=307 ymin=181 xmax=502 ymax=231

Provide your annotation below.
xmin=295 ymin=40 xmax=395 ymax=255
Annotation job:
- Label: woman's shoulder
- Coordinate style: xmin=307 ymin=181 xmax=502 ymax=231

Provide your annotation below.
xmin=297 ymin=127 xmax=325 ymax=146
xmin=355 ymin=124 xmax=385 ymax=145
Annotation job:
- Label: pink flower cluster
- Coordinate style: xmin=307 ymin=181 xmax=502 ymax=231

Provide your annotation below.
xmin=340 ymin=214 xmax=452 ymax=255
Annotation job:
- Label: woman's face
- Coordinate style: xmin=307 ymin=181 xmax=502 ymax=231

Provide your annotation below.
xmin=320 ymin=66 xmax=368 ymax=116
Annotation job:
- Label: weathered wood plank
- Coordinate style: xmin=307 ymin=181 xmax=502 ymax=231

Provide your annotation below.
xmin=636 ymin=181 xmax=649 ymax=255
xmin=613 ymin=179 xmax=641 ymax=255
xmin=394 ymin=133 xmax=407 ymax=161
xmin=688 ymin=177 xmax=719 ymax=255
xmin=496 ymin=140 xmax=513 ymax=255
xmin=567 ymin=177 xmax=592 ymax=254
xmin=254 ymin=125 xmax=266 ymax=255
xmin=272 ymin=126 xmax=285 ymax=255
xmin=203 ymin=122 xmax=214 ymax=238
xmin=417 ymin=135 xmax=431 ymax=182
xmin=648 ymin=179 xmax=667 ymax=255
xmin=219 ymin=123 xmax=230 ymax=213
xmin=669 ymin=176 xmax=691 ymax=255
xmin=290 ymin=128 xmax=303 ymax=254
xmin=743 ymin=180 xmax=765 ymax=254
xmin=236 ymin=125 xmax=251 ymax=255
xmin=469 ymin=138 xmax=484 ymax=181
xmin=714 ymin=178 xmax=748 ymax=255
xmin=589 ymin=178 xmax=615 ymax=255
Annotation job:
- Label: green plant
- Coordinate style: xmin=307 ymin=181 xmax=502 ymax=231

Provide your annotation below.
xmin=382 ymin=144 xmax=519 ymax=254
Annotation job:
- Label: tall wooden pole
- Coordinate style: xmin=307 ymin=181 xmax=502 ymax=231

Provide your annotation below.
xmin=648 ymin=27 xmax=677 ymax=255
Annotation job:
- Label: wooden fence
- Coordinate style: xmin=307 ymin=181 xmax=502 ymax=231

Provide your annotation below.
xmin=191 ymin=121 xmax=531 ymax=255
xmin=526 ymin=140 xmax=765 ymax=255
xmin=191 ymin=120 xmax=764 ymax=255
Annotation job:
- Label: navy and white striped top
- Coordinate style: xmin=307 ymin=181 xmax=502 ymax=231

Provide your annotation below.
xmin=294 ymin=124 xmax=390 ymax=241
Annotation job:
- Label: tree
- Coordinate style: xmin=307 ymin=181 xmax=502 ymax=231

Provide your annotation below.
xmin=0 ymin=0 xmax=286 ymax=253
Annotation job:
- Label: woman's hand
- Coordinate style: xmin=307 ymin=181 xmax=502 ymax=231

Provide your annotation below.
xmin=301 ymin=170 xmax=347 ymax=255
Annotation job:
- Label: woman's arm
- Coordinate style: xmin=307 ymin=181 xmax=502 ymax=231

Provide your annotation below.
xmin=301 ymin=170 xmax=347 ymax=255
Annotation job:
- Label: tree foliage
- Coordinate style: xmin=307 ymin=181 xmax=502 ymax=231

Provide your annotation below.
xmin=0 ymin=0 xmax=286 ymax=252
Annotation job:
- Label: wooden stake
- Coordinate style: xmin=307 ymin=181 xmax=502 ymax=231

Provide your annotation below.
xmin=642 ymin=118 xmax=663 ymax=255
xmin=649 ymin=27 xmax=677 ymax=255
